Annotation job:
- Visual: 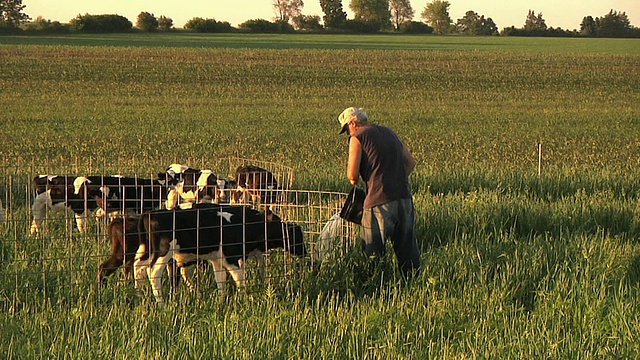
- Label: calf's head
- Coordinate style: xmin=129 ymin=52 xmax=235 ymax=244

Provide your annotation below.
xmin=266 ymin=212 xmax=307 ymax=257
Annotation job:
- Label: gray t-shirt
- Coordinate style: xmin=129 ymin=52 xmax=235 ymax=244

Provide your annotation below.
xmin=353 ymin=124 xmax=412 ymax=209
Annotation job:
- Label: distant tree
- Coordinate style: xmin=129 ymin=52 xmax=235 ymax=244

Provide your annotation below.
xmin=26 ymin=15 xmax=47 ymax=31
xmin=136 ymin=12 xmax=158 ymax=32
xmin=239 ymin=18 xmax=294 ymax=33
xmin=70 ymin=14 xmax=132 ymax=33
xmin=350 ymin=0 xmax=391 ymax=30
xmin=273 ymin=0 xmax=304 ymax=23
xmin=501 ymin=24 xmax=575 ymax=37
xmin=421 ymin=0 xmax=452 ymax=34
xmin=157 ymin=15 xmax=173 ymax=31
xmin=184 ymin=17 xmax=233 ymax=32
xmin=546 ymin=26 xmax=575 ymax=37
xmin=502 ymin=9 xmax=587 ymax=37
xmin=456 ymin=10 xmax=497 ymax=35
xmin=320 ymin=0 xmax=347 ymax=29
xmin=524 ymin=10 xmax=547 ymax=32
xmin=344 ymin=18 xmax=381 ymax=33
xmin=23 ymin=16 xmax=69 ymax=33
xmin=596 ymin=9 xmax=632 ymax=37
xmin=580 ymin=16 xmax=596 ymax=36
xmin=399 ymin=20 xmax=433 ymax=34
xmin=0 ymin=0 xmax=30 ymax=28
xmin=500 ymin=26 xmax=518 ymax=36
xmin=292 ymin=14 xmax=323 ymax=31
xmin=389 ymin=0 xmax=413 ymax=30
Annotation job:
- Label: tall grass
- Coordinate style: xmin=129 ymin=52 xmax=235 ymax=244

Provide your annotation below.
xmin=0 ymin=35 xmax=639 ymax=358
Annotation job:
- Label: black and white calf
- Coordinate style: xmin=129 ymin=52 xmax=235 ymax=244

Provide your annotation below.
xmin=30 ymin=175 xmax=166 ymax=234
xmin=159 ymin=164 xmax=228 ymax=210
xmin=31 ymin=175 xmax=102 ymax=234
xmin=234 ymin=165 xmax=280 ymax=204
xmin=135 ymin=203 xmax=307 ymax=302
xmin=91 ymin=175 xmax=166 ymax=218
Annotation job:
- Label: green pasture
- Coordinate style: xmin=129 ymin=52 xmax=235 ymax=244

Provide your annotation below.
xmin=1 ymin=34 xmax=640 ymax=358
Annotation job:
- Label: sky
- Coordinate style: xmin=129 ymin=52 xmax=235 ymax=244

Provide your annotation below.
xmin=23 ymin=0 xmax=639 ymax=31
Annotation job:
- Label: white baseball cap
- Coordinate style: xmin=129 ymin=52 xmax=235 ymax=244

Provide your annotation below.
xmin=337 ymin=107 xmax=368 ymax=134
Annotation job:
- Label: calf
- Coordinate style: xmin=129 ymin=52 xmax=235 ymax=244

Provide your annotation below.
xmin=234 ymin=165 xmax=280 ymax=204
xmin=33 ymin=174 xmax=54 ymax=195
xmin=91 ymin=175 xmax=166 ymax=218
xmin=30 ymin=175 xmax=166 ymax=234
xmin=159 ymin=164 xmax=227 ymax=210
xmin=135 ymin=203 xmax=306 ymax=302
xmin=97 ymin=216 xmax=187 ymax=290
xmin=97 ymin=216 xmax=143 ymax=284
xmin=30 ymin=175 xmax=103 ymax=234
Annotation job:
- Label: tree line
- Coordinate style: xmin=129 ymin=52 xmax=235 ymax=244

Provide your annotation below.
xmin=1 ymin=0 xmax=638 ymax=37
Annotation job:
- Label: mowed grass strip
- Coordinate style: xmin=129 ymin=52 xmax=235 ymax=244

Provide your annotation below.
xmin=2 ymin=32 xmax=640 ymax=53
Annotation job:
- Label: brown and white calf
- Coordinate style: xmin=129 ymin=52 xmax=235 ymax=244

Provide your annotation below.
xmin=97 ymin=216 xmax=186 ymax=289
xmin=97 ymin=216 xmax=142 ymax=284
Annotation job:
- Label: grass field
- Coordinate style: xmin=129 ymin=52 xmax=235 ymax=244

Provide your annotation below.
xmin=1 ymin=33 xmax=640 ymax=358
xmin=3 ymin=32 xmax=640 ymax=53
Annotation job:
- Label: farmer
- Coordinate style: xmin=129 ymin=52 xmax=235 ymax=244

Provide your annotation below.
xmin=337 ymin=107 xmax=421 ymax=278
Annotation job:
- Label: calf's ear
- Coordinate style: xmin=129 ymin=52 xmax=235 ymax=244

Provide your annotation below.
xmin=265 ymin=208 xmax=274 ymax=222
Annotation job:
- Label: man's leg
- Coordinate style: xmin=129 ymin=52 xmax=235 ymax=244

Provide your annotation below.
xmin=391 ymin=198 xmax=421 ymax=278
xmin=361 ymin=206 xmax=387 ymax=258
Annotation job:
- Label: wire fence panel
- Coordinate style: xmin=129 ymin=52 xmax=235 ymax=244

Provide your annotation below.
xmin=0 ymin=159 xmax=358 ymax=309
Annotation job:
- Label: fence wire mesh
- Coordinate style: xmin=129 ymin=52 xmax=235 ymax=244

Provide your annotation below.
xmin=0 ymin=158 xmax=358 ymax=307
